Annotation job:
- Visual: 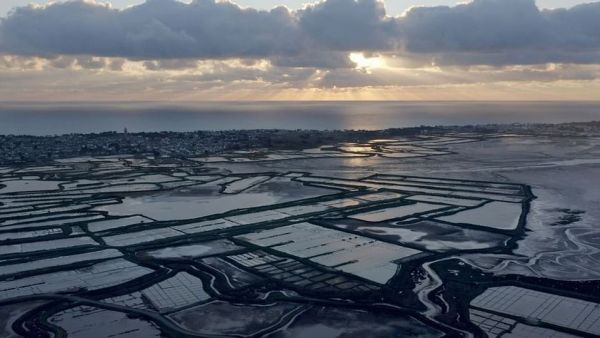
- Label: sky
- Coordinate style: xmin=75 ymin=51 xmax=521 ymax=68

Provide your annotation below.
xmin=0 ymin=0 xmax=594 ymax=16
xmin=1 ymin=0 xmax=600 ymax=101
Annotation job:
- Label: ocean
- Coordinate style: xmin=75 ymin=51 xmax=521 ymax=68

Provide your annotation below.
xmin=1 ymin=101 xmax=599 ymax=135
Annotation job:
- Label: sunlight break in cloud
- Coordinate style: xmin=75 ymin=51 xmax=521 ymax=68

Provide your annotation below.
xmin=0 ymin=0 xmax=599 ymax=101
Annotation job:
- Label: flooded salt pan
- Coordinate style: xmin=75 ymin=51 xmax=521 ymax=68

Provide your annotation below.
xmin=0 ymin=180 xmax=63 ymax=194
xmin=437 ymin=201 xmax=523 ymax=231
xmin=143 ymin=239 xmax=243 ymax=259
xmin=350 ymin=203 xmax=448 ymax=223
xmin=98 ymin=179 xmax=334 ymax=221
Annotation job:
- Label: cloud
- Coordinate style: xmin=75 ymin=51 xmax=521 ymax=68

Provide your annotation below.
xmin=108 ymin=58 xmax=126 ymax=71
xmin=298 ymin=0 xmax=398 ymax=51
xmin=143 ymin=59 xmax=199 ymax=71
xmin=398 ymin=0 xmax=600 ymax=65
xmin=400 ymin=0 xmax=545 ymax=53
xmin=318 ymin=63 xmax=600 ymax=88
xmin=271 ymin=51 xmax=356 ymax=69
xmin=2 ymin=56 xmax=600 ymax=101
xmin=0 ymin=0 xmax=599 ymax=68
xmin=0 ymin=0 xmax=302 ymax=59
xmin=76 ymin=56 xmax=107 ymax=69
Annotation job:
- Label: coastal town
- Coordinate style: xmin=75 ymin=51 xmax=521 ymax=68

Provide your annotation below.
xmin=1 ymin=121 xmax=598 ymax=165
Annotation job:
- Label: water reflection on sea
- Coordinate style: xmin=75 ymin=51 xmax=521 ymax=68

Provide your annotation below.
xmin=1 ymin=101 xmax=600 ymax=135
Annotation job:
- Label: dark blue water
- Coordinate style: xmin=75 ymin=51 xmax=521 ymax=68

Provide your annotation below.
xmin=0 ymin=101 xmax=599 ymax=135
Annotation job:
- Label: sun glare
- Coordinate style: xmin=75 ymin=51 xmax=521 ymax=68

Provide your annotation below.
xmin=349 ymin=52 xmax=386 ymax=70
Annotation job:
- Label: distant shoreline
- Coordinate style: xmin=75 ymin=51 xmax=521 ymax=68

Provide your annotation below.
xmin=1 ymin=121 xmax=598 ymax=166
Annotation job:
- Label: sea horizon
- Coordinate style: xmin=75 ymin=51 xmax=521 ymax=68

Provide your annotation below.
xmin=2 ymin=100 xmax=600 ymax=136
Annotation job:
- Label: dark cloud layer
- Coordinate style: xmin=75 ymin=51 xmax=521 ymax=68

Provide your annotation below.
xmin=0 ymin=0 xmax=301 ymax=59
xmin=399 ymin=0 xmax=600 ymax=65
xmin=1 ymin=0 xmax=600 ymax=66
xmin=299 ymin=0 xmax=396 ymax=50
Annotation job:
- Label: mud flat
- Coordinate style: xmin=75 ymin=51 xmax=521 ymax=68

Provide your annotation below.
xmin=0 ymin=133 xmax=597 ymax=337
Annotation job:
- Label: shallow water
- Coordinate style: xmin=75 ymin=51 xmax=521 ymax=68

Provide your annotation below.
xmin=221 ymin=136 xmax=600 ymax=281
xmin=98 ymin=178 xmax=334 ymax=221
xmin=1 ymin=134 xmax=599 ymax=337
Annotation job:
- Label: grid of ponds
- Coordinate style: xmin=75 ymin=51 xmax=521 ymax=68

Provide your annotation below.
xmin=0 ymin=134 xmax=595 ymax=338
xmin=227 ymin=251 xmax=379 ymax=294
